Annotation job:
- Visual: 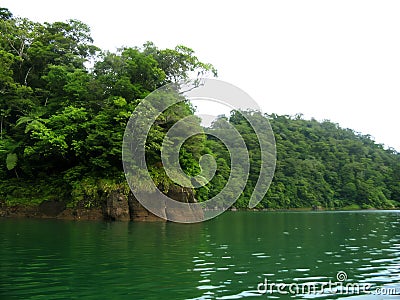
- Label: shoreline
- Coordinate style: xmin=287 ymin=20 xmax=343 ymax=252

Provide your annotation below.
xmin=1 ymin=203 xmax=399 ymax=222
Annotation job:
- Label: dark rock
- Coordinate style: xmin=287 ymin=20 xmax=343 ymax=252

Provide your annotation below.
xmin=0 ymin=205 xmax=40 ymax=218
xmin=165 ymin=185 xmax=204 ymax=222
xmin=166 ymin=185 xmax=196 ymax=203
xmin=39 ymin=200 xmax=66 ymax=217
xmin=57 ymin=208 xmax=103 ymax=220
xmin=312 ymin=205 xmax=323 ymax=211
xmin=1 ymin=185 xmax=203 ymax=222
xmin=128 ymin=193 xmax=166 ymax=222
xmin=128 ymin=185 xmax=204 ymax=222
xmin=103 ymin=189 xmax=130 ymax=221
xmin=164 ymin=201 xmax=204 ymax=223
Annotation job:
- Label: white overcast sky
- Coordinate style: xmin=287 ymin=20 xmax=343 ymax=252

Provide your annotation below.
xmin=2 ymin=0 xmax=399 ymax=150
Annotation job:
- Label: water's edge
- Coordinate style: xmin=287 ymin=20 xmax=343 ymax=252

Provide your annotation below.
xmin=1 ymin=202 xmax=398 ymax=222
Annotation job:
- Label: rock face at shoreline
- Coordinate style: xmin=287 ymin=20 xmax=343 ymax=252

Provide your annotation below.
xmin=127 ymin=185 xmax=204 ymax=222
xmin=0 ymin=204 xmax=41 ymax=218
xmin=164 ymin=185 xmax=204 ymax=222
xmin=128 ymin=193 xmax=164 ymax=222
xmin=39 ymin=200 xmax=66 ymax=217
xmin=0 ymin=200 xmax=103 ymax=220
xmin=0 ymin=185 xmax=203 ymax=222
xmin=103 ymin=189 xmax=130 ymax=221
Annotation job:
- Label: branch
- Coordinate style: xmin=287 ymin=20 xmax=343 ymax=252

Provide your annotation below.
xmin=24 ymin=67 xmax=32 ymax=86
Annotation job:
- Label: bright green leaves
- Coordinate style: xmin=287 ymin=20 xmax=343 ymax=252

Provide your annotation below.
xmin=112 ymin=96 xmax=127 ymax=107
xmin=0 ymin=49 xmax=15 ymax=90
xmin=42 ymin=65 xmax=69 ymax=95
xmin=18 ymin=106 xmax=87 ymax=159
xmin=6 ymin=152 xmax=17 ymax=170
xmin=142 ymin=42 xmax=217 ymax=83
xmin=35 ymin=19 xmax=98 ymax=70
xmin=94 ymin=43 xmax=217 ymax=102
xmin=121 ymin=47 xmax=165 ymax=91
xmin=94 ymin=48 xmax=166 ymax=100
xmin=0 ymin=7 xmax=219 ymax=206
xmin=0 ymin=13 xmax=98 ymax=90
xmin=64 ymin=69 xmax=91 ymax=100
xmin=3 ymin=6 xmax=397 ymax=213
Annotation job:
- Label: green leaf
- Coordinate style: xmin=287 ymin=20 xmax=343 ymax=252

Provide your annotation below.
xmin=6 ymin=153 xmax=17 ymax=170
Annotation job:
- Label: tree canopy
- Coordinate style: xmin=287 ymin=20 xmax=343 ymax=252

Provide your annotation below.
xmin=0 ymin=8 xmax=398 ymax=210
xmin=0 ymin=8 xmax=215 ymax=207
xmin=200 ymin=112 xmax=399 ymax=209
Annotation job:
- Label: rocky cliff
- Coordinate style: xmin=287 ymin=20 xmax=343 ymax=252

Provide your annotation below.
xmin=0 ymin=185 xmax=203 ymax=222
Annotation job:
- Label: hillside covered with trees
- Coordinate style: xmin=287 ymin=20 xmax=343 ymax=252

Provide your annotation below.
xmin=203 ymin=112 xmax=399 ymax=209
xmin=1 ymin=8 xmax=399 ymax=212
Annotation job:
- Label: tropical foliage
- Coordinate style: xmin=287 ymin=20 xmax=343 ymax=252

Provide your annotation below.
xmin=1 ymin=8 xmax=398 ymax=210
xmin=201 ymin=112 xmax=399 ymax=209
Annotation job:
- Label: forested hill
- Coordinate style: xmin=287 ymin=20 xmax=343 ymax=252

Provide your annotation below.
xmin=0 ymin=8 xmax=399 ymax=211
xmin=268 ymin=115 xmax=399 ymax=209
xmin=204 ymin=112 xmax=399 ymax=209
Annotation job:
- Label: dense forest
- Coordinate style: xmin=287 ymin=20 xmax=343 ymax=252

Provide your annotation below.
xmin=205 ymin=112 xmax=400 ymax=209
xmin=1 ymin=8 xmax=399 ymax=212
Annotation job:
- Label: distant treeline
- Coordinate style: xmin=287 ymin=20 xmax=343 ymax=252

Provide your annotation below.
xmin=203 ymin=112 xmax=399 ymax=209
xmin=1 ymin=8 xmax=398 ymax=210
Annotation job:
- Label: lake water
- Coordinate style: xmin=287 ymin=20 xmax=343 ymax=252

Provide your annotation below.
xmin=1 ymin=211 xmax=399 ymax=299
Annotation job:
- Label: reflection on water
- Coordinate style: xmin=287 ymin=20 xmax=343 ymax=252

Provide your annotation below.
xmin=0 ymin=211 xmax=399 ymax=299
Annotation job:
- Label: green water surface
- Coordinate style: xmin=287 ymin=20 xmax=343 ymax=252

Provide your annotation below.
xmin=1 ymin=211 xmax=399 ymax=299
